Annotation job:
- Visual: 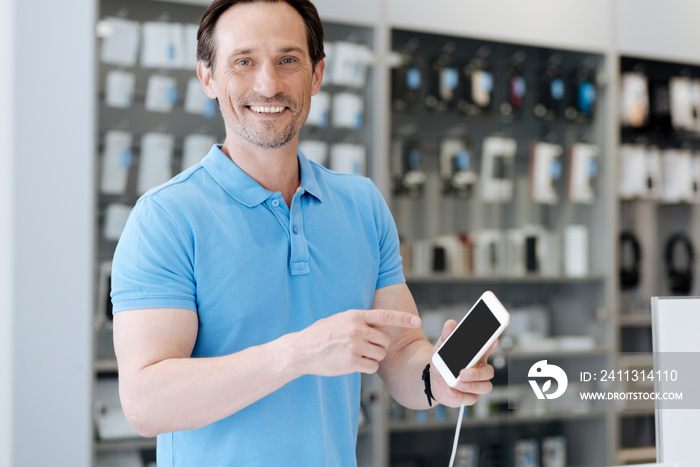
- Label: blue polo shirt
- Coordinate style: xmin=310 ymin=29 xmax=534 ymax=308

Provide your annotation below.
xmin=111 ymin=145 xmax=405 ymax=466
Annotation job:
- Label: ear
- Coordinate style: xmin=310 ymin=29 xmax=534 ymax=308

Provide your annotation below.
xmin=310 ymin=58 xmax=326 ymax=96
xmin=197 ymin=61 xmax=218 ymax=100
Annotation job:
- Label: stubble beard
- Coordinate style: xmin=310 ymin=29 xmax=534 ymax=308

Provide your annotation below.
xmin=222 ymin=93 xmax=310 ymax=150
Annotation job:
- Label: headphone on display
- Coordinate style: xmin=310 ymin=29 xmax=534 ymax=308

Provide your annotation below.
xmin=619 ymin=231 xmax=641 ymax=291
xmin=664 ymin=232 xmax=694 ymax=295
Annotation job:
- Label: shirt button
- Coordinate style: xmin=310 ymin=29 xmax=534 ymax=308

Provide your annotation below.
xmin=271 ymin=199 xmax=280 ymax=207
xmin=292 ymin=225 xmax=298 ymax=234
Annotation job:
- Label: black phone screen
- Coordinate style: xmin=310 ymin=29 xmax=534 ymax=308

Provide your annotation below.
xmin=438 ymin=299 xmax=501 ymax=376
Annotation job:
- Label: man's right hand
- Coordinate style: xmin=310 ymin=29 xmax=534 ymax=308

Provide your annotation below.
xmin=287 ymin=309 xmax=421 ymax=376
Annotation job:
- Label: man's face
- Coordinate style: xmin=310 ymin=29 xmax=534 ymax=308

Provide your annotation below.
xmin=198 ymin=1 xmax=324 ymax=150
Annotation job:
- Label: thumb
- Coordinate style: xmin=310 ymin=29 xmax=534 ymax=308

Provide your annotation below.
xmin=434 ymin=319 xmax=458 ymax=349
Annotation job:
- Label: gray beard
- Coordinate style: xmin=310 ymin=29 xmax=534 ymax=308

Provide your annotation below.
xmin=219 ymin=96 xmax=305 ymax=149
xmin=236 ymin=119 xmax=298 ymax=149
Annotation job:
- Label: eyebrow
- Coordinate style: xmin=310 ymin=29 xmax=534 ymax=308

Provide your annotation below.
xmin=227 ymin=46 xmax=307 ymax=61
xmin=279 ymin=46 xmax=306 ymax=56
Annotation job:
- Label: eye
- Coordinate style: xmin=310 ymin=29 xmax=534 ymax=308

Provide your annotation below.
xmin=281 ymin=57 xmax=296 ymax=64
xmin=237 ymin=59 xmax=252 ymax=66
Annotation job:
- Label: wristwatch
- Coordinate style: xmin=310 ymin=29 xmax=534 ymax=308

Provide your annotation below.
xmin=422 ymin=363 xmax=436 ymax=407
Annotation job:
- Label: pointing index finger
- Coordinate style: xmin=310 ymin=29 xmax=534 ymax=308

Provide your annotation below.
xmin=363 ymin=309 xmax=421 ymax=329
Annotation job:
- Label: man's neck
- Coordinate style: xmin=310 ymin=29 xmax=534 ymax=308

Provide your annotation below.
xmin=221 ymin=137 xmax=301 ymax=207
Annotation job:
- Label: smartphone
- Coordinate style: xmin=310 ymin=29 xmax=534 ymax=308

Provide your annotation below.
xmin=431 ymin=291 xmax=510 ymax=388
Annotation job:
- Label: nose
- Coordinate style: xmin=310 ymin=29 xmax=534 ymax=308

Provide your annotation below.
xmin=253 ymin=61 xmax=284 ymax=97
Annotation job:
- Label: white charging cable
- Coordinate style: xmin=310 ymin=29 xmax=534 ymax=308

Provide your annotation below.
xmin=447 ymin=404 xmax=466 ymax=467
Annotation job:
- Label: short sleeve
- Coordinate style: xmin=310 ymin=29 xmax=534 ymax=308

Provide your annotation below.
xmin=111 ymin=196 xmax=197 ymax=313
xmin=369 ymin=183 xmax=405 ymax=290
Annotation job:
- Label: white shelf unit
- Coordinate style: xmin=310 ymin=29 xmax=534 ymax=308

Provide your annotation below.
xmin=612 ymin=2 xmax=700 ymax=462
xmin=89 ymin=0 xmax=620 ymax=466
xmin=91 ymin=0 xmax=384 ymax=465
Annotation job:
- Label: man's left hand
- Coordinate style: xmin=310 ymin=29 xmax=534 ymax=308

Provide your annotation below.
xmin=429 ymin=320 xmax=497 ymax=407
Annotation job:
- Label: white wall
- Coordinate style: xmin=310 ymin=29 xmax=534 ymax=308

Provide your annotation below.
xmin=387 ymin=0 xmax=612 ymax=52
xmin=0 ymin=0 xmax=16 ymax=464
xmin=618 ymin=0 xmax=700 ymax=65
xmin=4 ymin=0 xmax=96 ymax=465
xmin=313 ymin=0 xmax=381 ymax=26
xmin=155 ymin=0 xmax=383 ymax=26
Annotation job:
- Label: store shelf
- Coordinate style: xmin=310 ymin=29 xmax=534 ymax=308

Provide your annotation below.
xmin=390 ymin=409 xmax=607 ymax=433
xmin=616 ymin=406 xmax=655 ymax=416
xmin=95 ymin=359 xmax=118 ymax=373
xmin=505 ymin=347 xmax=610 ymax=359
xmin=96 ymin=438 xmax=156 ymax=453
xmin=615 ymin=446 xmax=657 ymax=465
xmin=618 ymin=313 xmax=653 ymax=327
xmin=617 ymin=354 xmax=653 ymax=368
xmin=405 ymin=274 xmax=607 ymax=284
xmin=613 ymin=54 xmax=700 ymax=464
xmin=388 ymin=21 xmax=612 ymax=467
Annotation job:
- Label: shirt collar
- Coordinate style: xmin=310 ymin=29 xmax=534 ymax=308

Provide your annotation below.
xmin=297 ymin=148 xmax=323 ymax=203
xmin=201 ymin=145 xmax=323 ymax=207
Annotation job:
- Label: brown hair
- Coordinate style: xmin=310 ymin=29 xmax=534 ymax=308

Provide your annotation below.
xmin=197 ymin=0 xmax=325 ymax=70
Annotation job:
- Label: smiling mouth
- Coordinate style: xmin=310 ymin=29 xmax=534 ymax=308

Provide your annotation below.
xmin=249 ymin=105 xmax=286 ymax=114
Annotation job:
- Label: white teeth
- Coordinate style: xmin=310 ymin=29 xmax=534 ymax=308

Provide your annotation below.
xmin=250 ymin=106 xmax=285 ymax=114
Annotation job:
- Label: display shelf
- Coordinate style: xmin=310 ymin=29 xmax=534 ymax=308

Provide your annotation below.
xmin=616 ymin=408 xmax=655 ymax=417
xmin=96 ymin=438 xmax=156 ymax=453
xmin=618 ymin=313 xmax=653 ymax=327
xmin=616 ymin=446 xmax=657 ymax=465
xmin=506 ymin=347 xmax=610 ymax=359
xmin=405 ymin=274 xmax=606 ymax=284
xmin=615 ymin=402 xmax=655 ymax=413
xmin=390 ymin=409 xmax=607 ymax=433
xmin=614 ymin=52 xmax=700 ymax=463
xmin=93 ymin=1 xmax=382 ymax=465
xmin=617 ymin=353 xmax=653 ymax=368
xmin=94 ymin=359 xmax=119 ymax=373
xmin=387 ymin=22 xmax=613 ymax=466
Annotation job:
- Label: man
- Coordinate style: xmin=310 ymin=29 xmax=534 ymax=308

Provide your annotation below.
xmin=111 ymin=0 xmax=496 ymax=465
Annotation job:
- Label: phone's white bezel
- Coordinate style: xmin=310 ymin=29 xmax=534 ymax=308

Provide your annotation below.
xmin=431 ymin=290 xmax=510 ymax=388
